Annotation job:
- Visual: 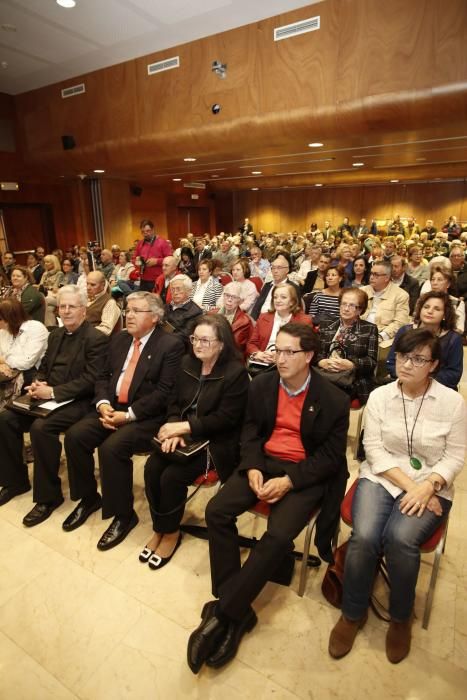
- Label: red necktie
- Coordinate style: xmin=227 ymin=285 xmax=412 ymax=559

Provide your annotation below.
xmin=118 ymin=339 xmax=141 ymax=404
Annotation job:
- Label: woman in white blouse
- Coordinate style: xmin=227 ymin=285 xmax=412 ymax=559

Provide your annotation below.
xmin=0 ymin=298 xmax=49 ymax=408
xmin=329 ymin=328 xmax=466 ymax=664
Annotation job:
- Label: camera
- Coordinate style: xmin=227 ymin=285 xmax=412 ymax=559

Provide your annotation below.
xmin=211 ymin=103 xmax=221 ymax=115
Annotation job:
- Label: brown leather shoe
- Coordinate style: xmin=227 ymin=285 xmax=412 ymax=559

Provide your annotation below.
xmin=386 ymin=618 xmax=412 ymax=663
xmin=329 ymin=613 xmax=368 ymax=659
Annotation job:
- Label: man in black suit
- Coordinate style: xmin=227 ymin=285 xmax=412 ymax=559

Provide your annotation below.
xmin=63 ymin=291 xmax=184 ymax=549
xmin=391 ymin=256 xmax=420 ymax=315
xmin=0 ymin=285 xmax=109 ymax=525
xmin=192 ymin=238 xmax=212 ymax=270
xmin=164 ymin=274 xmax=203 ymax=346
xmin=250 ymin=252 xmax=300 ymax=320
xmin=187 ymin=323 xmax=349 ymax=673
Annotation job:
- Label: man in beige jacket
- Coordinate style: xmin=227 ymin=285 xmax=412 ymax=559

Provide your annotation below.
xmin=361 ymin=260 xmax=410 ymax=347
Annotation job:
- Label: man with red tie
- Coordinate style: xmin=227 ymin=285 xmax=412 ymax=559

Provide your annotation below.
xmin=63 ymin=292 xmax=184 ymax=549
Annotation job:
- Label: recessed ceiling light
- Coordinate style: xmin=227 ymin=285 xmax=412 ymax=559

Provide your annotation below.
xmin=353 ymin=162 xmax=364 ymax=167
xmin=251 ymin=187 xmax=259 ymax=191
xmin=172 ymin=177 xmax=182 ymax=181
xmin=308 ymin=142 xmax=323 ymax=148
xmin=415 ymin=157 xmax=426 ymax=162
xmin=211 ymin=174 xmax=219 ymax=178
xmin=93 ymin=169 xmax=105 ymax=173
xmin=315 ymin=183 xmax=323 ymax=187
xmin=184 ymin=157 xmax=196 ymax=162
xmin=390 ymin=179 xmax=399 ymax=183
xmin=251 ymin=170 xmax=262 ymax=175
xmin=56 ymin=0 xmax=76 ymax=7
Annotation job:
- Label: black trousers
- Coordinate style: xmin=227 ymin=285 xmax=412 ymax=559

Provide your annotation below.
xmin=64 ymin=412 xmax=161 ymax=518
xmin=144 ymin=449 xmax=207 ymax=533
xmin=0 ymin=400 xmax=93 ymax=503
xmin=206 ymin=462 xmax=323 ymax=622
xmin=139 ymin=280 xmax=155 ymax=292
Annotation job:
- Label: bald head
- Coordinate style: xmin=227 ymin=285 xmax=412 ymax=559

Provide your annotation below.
xmin=162 ymin=256 xmax=178 ymax=278
xmin=87 ymin=270 xmax=106 ymax=299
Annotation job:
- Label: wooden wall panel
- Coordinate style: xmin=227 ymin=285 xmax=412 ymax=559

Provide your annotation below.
xmin=231 ymin=181 xmax=467 ymax=233
xmin=101 ymin=180 xmax=133 ymax=250
xmin=129 ymin=185 xmax=169 ymax=246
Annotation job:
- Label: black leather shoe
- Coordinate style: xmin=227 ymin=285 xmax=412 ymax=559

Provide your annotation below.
xmin=22 ymin=498 xmax=64 ymax=528
xmin=148 ymin=533 xmax=182 ymax=570
xmin=187 ymin=604 xmax=227 ymax=675
xmin=206 ymin=607 xmax=258 ymax=668
xmin=0 ymin=483 xmax=31 ymax=506
xmin=62 ymin=495 xmax=102 ymax=532
xmin=97 ymin=511 xmax=138 ymax=551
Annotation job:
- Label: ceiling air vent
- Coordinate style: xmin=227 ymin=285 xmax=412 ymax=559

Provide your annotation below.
xmin=147 ymin=56 xmax=180 ymax=76
xmin=183 ymin=182 xmax=206 ymax=190
xmin=61 ymin=83 xmax=85 ymax=99
xmin=274 ymin=16 xmax=320 ymax=42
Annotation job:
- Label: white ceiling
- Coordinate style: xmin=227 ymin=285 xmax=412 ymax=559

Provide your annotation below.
xmin=0 ymin=0 xmax=320 ymax=94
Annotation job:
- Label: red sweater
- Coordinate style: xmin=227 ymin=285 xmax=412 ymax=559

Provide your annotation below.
xmin=264 ymin=385 xmax=307 ymax=462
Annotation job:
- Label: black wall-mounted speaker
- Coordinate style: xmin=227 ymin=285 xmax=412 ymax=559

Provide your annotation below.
xmin=130 ymin=185 xmax=143 ymax=197
xmin=61 ymin=135 xmax=76 ymax=150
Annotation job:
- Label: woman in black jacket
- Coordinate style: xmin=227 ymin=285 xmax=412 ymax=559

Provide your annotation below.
xmin=141 ymin=314 xmax=249 ymax=570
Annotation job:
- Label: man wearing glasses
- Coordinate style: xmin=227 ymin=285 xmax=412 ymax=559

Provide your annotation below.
xmin=361 ymin=261 xmax=410 ymax=344
xmin=63 ymin=292 xmax=184 ymax=549
xmin=250 ymin=252 xmax=300 ymax=320
xmin=187 ymin=323 xmax=349 ymax=673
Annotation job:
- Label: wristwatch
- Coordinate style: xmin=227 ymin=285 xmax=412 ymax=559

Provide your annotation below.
xmin=50 ymin=388 xmax=55 ymax=400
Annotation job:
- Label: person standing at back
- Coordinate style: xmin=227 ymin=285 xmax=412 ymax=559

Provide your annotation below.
xmin=133 ymin=219 xmax=173 ymax=292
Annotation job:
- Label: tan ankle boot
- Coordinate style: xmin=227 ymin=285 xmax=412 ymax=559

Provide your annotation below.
xmin=329 ymin=613 xmax=368 ymax=659
xmin=386 ymin=617 xmax=412 ymax=663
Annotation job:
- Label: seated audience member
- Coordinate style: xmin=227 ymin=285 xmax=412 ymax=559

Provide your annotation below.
xmin=0 ymin=299 xmax=49 ymax=408
xmin=361 ymin=261 xmax=410 ymax=343
xmin=154 ymin=255 xmax=179 ymax=304
xmin=6 ymin=266 xmax=45 ymax=323
xmin=316 ymin=288 xmax=378 ymax=404
xmin=1 ymin=250 xmax=15 ymax=281
xmin=142 ymin=315 xmax=249 ymax=570
xmin=386 ymin=292 xmax=463 ymax=390
xmin=249 ymin=246 xmax=270 ymax=281
xmin=292 ymin=244 xmax=320 ymax=284
xmin=421 ymin=265 xmax=465 ymax=335
xmin=391 ymin=256 xmax=420 ymax=315
xmin=383 ymin=237 xmax=396 ymax=261
xmin=220 ymin=259 xmax=258 ymax=315
xmin=61 ymin=258 xmax=78 ymax=285
xmin=85 ymin=270 xmax=121 ymax=335
xmin=187 ymin=323 xmax=350 ymax=673
xmin=99 ymin=249 xmax=115 ymax=281
xmin=192 ymin=237 xmax=213 ymax=270
xmin=329 ymin=329 xmax=466 ymax=664
xmin=26 ymin=252 xmax=44 ymax=285
xmin=302 ymin=253 xmax=331 ymax=294
xmin=247 ymin=283 xmax=311 ymax=368
xmin=250 ymin=252 xmax=300 ymax=320
xmin=449 ymin=244 xmax=467 ymax=314
xmin=421 ymin=219 xmax=437 ymax=239
xmin=39 ymin=254 xmax=64 ymax=326
xmin=309 ymin=267 xmax=344 ymax=325
xmin=406 ymin=245 xmax=429 ymax=285
xmin=63 ymin=292 xmax=184 ymax=547
xmin=164 ymin=274 xmax=203 ymax=344
xmin=179 ymin=246 xmax=198 ymax=281
xmin=0 ymin=286 xmax=108 ymax=519
xmin=191 ymin=260 xmax=224 ymax=311
xmin=216 ymin=240 xmax=238 ymax=273
xmin=335 ymin=244 xmax=354 ymax=279
xmin=214 ymin=282 xmax=253 ymax=357
xmin=110 ymin=251 xmax=136 ymax=297
xmin=346 ymin=255 xmax=370 ymax=288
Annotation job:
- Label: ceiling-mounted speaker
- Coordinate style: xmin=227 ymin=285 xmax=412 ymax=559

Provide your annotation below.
xmin=61 ymin=135 xmax=76 ymax=150
xmin=130 ymin=185 xmax=143 ymax=197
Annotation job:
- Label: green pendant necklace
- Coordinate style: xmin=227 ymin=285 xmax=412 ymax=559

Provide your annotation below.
xmin=400 ymin=381 xmax=430 ymax=471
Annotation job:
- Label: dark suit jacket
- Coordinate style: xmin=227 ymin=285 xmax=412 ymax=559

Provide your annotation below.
xmin=95 ymin=325 xmax=184 ymax=421
xmin=250 ymin=279 xmax=301 ymax=320
xmin=399 ymin=272 xmax=420 ymax=314
xmin=36 ymin=320 xmax=109 ymax=403
xmin=239 ymin=368 xmax=350 ymax=561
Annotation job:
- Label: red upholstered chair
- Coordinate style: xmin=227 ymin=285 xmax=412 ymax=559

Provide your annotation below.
xmin=249 ymin=500 xmax=322 ymax=597
xmin=250 ymin=276 xmax=263 ymax=293
xmin=219 ymin=273 xmax=233 ymax=286
xmin=340 ymin=479 xmax=450 ymax=629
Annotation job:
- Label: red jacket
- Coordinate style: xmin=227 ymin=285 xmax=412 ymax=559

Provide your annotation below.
xmin=231 ymin=309 xmax=254 ymax=358
xmin=246 ymin=311 xmax=312 ymax=355
xmin=153 ymin=273 xmax=173 ymax=304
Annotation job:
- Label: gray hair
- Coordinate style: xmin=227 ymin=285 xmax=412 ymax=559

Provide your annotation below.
xmin=57 ymin=284 xmax=87 ymax=307
xmin=169 ymin=273 xmax=192 ymax=293
xmin=127 ymin=291 xmax=165 ymax=320
xmin=372 ymin=260 xmax=392 ymax=276
xmin=223 ymin=281 xmax=244 ymax=301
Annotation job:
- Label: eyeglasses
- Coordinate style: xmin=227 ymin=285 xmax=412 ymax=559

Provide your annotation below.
xmin=271 ymin=346 xmax=305 ymax=359
xmin=189 ymin=335 xmax=218 ymax=348
xmin=370 ymin=271 xmax=388 ymax=277
xmin=224 ymin=294 xmax=240 ymax=300
xmin=396 ymin=353 xmax=432 ymax=367
xmin=271 ymin=265 xmax=288 ymax=271
xmin=340 ymin=302 xmax=361 ymax=310
xmin=126 ymin=308 xmax=153 ymax=315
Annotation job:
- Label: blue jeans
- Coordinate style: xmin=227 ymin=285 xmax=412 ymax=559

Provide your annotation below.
xmin=342 ymin=478 xmax=451 ymax=622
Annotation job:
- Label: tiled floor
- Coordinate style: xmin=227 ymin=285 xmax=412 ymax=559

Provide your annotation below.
xmin=1 ymin=355 xmax=466 ymax=699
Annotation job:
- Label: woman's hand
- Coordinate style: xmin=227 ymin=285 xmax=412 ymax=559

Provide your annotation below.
xmin=157 ymin=421 xmax=190 ymax=440
xmin=330 ymin=358 xmax=354 ymax=371
xmin=0 ymin=362 xmax=14 ymax=376
xmin=161 ymin=436 xmax=186 ymax=453
xmin=425 ymin=495 xmax=443 ymax=517
xmin=252 ymin=350 xmax=275 ymax=364
xmin=247 ymin=468 xmax=264 ymax=497
xmin=399 ymin=480 xmax=435 ymax=517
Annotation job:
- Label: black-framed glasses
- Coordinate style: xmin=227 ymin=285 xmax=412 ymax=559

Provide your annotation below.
xmin=396 ymin=353 xmax=432 ymax=367
xmin=270 ymin=345 xmax=305 ymax=358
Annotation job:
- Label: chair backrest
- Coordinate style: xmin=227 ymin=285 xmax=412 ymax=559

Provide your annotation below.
xmin=250 ymin=276 xmax=263 ymax=293
xmin=219 ymin=273 xmax=233 ymax=286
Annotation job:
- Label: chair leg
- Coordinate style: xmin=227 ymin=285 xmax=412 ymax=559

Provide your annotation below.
xmin=298 ymin=511 xmax=319 ymax=597
xmin=422 ymin=525 xmax=448 ymax=630
xmin=353 ymin=407 xmax=365 ymax=461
